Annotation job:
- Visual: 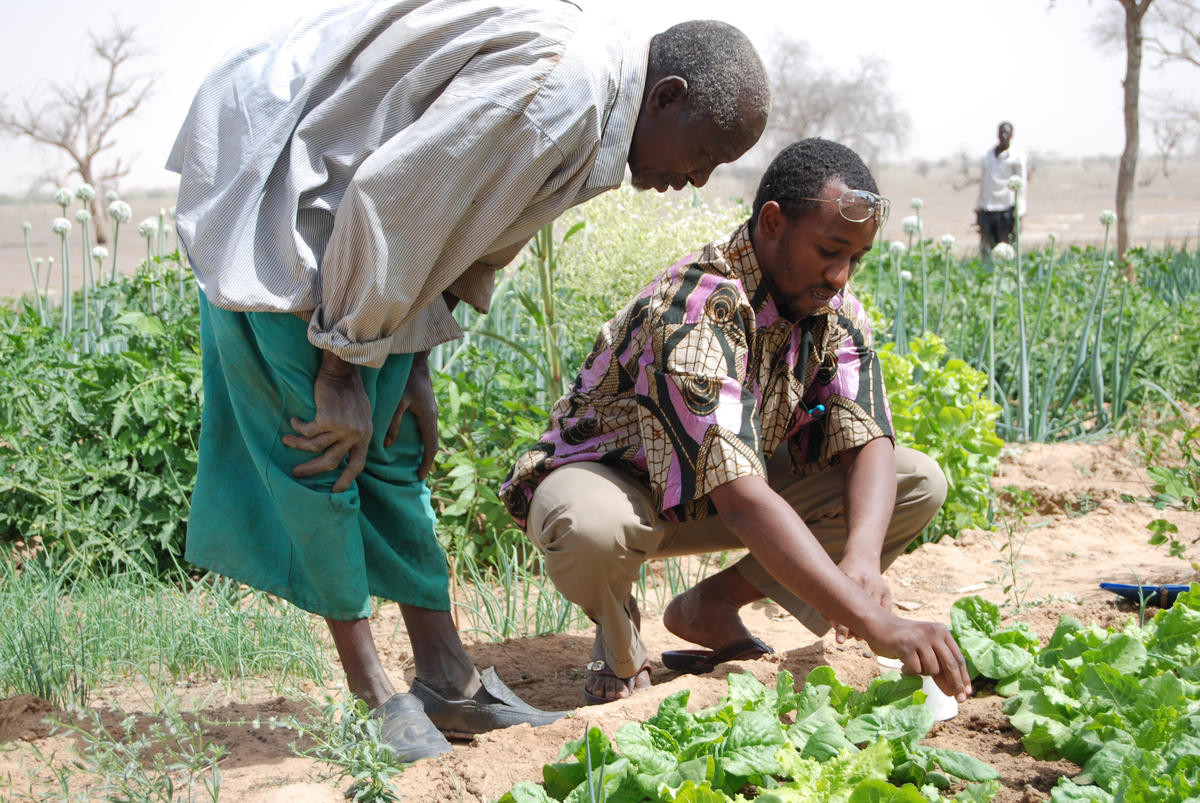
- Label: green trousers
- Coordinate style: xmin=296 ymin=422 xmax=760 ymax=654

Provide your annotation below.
xmin=186 ymin=293 xmax=449 ymax=620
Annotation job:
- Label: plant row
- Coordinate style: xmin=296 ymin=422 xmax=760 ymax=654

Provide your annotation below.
xmin=500 ymin=668 xmax=999 ymax=802
xmin=950 ymin=587 xmax=1200 ymax=801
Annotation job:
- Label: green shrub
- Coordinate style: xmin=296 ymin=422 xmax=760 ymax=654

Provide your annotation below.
xmin=880 ymin=332 xmax=1004 ymax=544
xmin=429 ymin=352 xmax=547 ymax=568
xmin=0 ymin=262 xmax=201 ymax=578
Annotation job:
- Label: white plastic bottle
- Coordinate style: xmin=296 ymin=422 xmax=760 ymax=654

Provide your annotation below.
xmin=876 ymin=656 xmax=959 ymax=721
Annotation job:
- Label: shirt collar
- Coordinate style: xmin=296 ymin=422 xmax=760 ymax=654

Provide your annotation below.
xmin=716 ymin=221 xmax=846 ymax=323
xmin=584 ymin=33 xmax=649 ymax=191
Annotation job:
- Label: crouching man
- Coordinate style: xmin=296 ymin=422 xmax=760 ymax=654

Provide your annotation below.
xmin=501 ymin=138 xmax=972 ymax=705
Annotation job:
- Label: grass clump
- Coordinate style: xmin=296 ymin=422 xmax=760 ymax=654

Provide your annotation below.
xmin=0 ymin=556 xmax=330 ymax=709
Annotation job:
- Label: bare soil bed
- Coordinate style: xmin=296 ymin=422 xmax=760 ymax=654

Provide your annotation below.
xmin=2 ymin=435 xmax=1197 ymax=802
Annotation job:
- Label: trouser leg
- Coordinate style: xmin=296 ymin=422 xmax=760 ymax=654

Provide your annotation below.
xmin=526 ymin=463 xmax=666 ymax=679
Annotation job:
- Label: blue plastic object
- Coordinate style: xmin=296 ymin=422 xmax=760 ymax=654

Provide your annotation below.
xmin=1099 ymin=582 xmax=1190 ymax=608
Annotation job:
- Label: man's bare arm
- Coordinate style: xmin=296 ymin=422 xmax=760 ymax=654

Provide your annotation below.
xmin=709 ymin=474 xmax=971 ymax=700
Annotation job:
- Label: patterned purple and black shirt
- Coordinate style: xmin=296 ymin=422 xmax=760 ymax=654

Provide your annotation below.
xmin=501 ymin=222 xmax=893 ymax=526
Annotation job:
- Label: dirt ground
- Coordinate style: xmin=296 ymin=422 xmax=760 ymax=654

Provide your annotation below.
xmin=1 ymin=435 xmax=1197 ymax=801
xmin=2 ymin=155 xmax=1199 ymax=302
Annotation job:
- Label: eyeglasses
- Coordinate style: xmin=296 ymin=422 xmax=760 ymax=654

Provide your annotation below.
xmin=798 ymin=189 xmax=890 ymax=228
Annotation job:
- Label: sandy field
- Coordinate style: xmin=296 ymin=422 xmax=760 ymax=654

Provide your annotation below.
xmin=2 ymin=434 xmax=1198 ymax=802
xmin=2 ymin=156 xmax=1198 ymax=302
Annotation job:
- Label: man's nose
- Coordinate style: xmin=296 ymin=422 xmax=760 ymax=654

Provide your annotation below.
xmin=827 ymin=259 xmax=852 ymax=288
xmin=688 ymin=167 xmax=714 ymax=188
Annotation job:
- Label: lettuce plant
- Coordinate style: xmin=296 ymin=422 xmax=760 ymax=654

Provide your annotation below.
xmin=950 ymin=588 xmax=1200 ymax=802
xmin=499 ymin=669 xmax=999 ymax=802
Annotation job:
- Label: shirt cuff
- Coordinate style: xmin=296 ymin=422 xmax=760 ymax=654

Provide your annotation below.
xmin=306 ymin=298 xmax=464 ymax=366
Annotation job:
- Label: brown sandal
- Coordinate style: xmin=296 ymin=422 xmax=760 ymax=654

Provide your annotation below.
xmin=582 ymin=659 xmax=651 ymax=705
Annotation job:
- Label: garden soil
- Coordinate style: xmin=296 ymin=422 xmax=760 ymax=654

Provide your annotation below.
xmin=2 ymin=436 xmax=1198 ymax=802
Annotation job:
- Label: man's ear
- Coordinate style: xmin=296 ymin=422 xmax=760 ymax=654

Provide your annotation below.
xmin=757 ymin=201 xmax=784 ymax=241
xmin=645 ymin=75 xmax=689 ymax=113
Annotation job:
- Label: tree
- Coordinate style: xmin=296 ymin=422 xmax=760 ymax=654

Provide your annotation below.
xmin=1087 ymin=0 xmax=1200 ymax=269
xmin=1143 ymin=1 xmax=1200 ymax=171
xmin=758 ymin=37 xmax=911 ymax=166
xmin=1113 ymin=0 xmax=1154 ymax=266
xmin=0 ymin=23 xmax=155 ymax=243
xmin=1144 ymin=0 xmax=1200 ymax=67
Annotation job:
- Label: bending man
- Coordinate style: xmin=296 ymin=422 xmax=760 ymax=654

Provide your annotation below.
xmin=503 ymin=138 xmax=972 ymax=705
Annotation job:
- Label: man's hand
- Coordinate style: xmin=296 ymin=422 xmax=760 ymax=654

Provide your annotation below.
xmin=386 ymin=350 xmax=439 ymax=480
xmin=831 ymin=556 xmax=892 ymax=643
xmin=282 ymin=351 xmax=372 ymax=493
xmin=866 ymin=615 xmax=973 ymax=702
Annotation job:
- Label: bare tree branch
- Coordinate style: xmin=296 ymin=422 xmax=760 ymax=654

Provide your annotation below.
xmin=758 ymin=36 xmax=911 ymax=166
xmin=0 ymin=21 xmax=156 ymax=242
xmin=1144 ymin=0 xmax=1200 ymax=68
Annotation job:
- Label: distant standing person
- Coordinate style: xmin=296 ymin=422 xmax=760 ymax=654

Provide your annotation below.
xmin=974 ymin=121 xmax=1026 ymax=252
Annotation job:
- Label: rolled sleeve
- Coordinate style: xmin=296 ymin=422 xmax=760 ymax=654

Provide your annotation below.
xmin=308 ymin=94 xmax=563 ymax=365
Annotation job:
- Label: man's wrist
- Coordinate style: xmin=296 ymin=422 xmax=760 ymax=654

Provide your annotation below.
xmin=319 ymin=349 xmax=360 ymax=379
xmin=840 ymin=545 xmax=882 ymax=571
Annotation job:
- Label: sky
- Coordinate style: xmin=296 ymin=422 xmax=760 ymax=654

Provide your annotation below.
xmin=0 ymin=0 xmax=1195 ymax=195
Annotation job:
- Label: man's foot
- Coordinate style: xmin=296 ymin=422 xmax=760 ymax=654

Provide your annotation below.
xmin=583 ymin=605 xmax=651 ymax=703
xmin=583 ymin=657 xmax=651 ymax=705
xmin=371 ymin=692 xmax=453 ymax=763
xmin=410 ymin=666 xmax=567 ymax=738
xmin=662 ymin=569 xmax=761 ymax=651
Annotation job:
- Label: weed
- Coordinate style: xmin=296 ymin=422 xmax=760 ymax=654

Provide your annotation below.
xmin=285 ymin=694 xmax=410 ymax=802
xmin=0 ymin=557 xmax=330 ymax=708
xmin=23 ymin=705 xmax=227 ymax=802
xmin=987 ymin=487 xmax=1043 ymax=612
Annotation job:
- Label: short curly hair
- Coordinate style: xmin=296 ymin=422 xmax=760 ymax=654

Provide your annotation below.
xmin=750 ymin=138 xmax=879 ymax=231
xmin=647 ymin=20 xmax=770 ymax=135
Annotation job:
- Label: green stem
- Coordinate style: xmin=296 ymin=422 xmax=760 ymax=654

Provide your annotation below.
xmin=1091 ymin=226 xmax=1113 ymax=427
xmin=1013 ymin=192 xmax=1029 ymax=440
xmin=80 ymin=223 xmax=92 ymax=353
xmin=916 ymin=212 xmax=928 ymax=333
xmin=60 ymin=236 xmax=72 ymax=337
xmin=892 ymin=253 xmax=906 ymax=354
xmin=1028 ymin=240 xmax=1058 ymax=353
xmin=23 ymin=228 xmax=48 ymax=325
xmin=110 ymin=223 xmax=121 ymax=282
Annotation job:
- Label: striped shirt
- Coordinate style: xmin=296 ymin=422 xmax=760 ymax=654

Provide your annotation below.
xmin=501 ymin=222 xmax=894 ymax=526
xmin=166 ymin=0 xmax=647 ymax=366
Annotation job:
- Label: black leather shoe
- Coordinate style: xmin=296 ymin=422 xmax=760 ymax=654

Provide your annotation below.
xmin=371 ymin=692 xmax=453 ymax=762
xmin=409 ymin=666 xmax=568 ymax=739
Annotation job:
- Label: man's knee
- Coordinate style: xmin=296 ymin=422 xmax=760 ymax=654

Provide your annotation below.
xmin=896 ymin=447 xmax=947 ymax=523
xmin=526 ymin=465 xmax=653 ymax=564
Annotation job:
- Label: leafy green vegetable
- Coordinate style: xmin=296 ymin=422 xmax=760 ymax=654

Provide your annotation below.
xmin=952 ymin=588 xmax=1200 ymax=799
xmin=499 ymin=669 xmax=998 ymax=801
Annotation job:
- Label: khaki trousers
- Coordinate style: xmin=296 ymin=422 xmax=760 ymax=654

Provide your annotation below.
xmin=525 ymin=446 xmax=947 ymax=678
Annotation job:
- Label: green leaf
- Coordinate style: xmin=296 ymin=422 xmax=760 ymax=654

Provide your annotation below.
xmin=797 ymin=722 xmax=857 ymax=761
xmin=114 ymin=310 xmax=166 ymax=336
xmin=845 ymin=705 xmax=934 ymax=747
xmin=497 ymin=782 xmax=557 ymax=803
xmin=917 ymin=747 xmax=999 ymax=782
xmin=1047 ymin=777 xmax=1113 ymax=802
xmin=726 ymin=671 xmax=772 ymax=711
xmin=719 ymin=709 xmax=786 ymax=778
xmin=614 ymin=723 xmax=677 ymax=776
xmin=954 ymin=780 xmax=1002 ymax=802
xmin=851 ymin=674 xmax=923 ymax=714
xmin=804 ymin=666 xmax=855 ymax=713
xmin=846 ymin=779 xmax=928 ymax=802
